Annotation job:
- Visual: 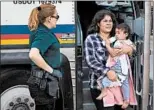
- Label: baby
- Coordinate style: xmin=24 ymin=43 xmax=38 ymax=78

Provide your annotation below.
xmin=96 ymin=23 xmax=136 ymax=109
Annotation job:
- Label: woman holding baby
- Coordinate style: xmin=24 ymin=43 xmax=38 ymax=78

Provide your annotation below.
xmin=84 ymin=10 xmax=137 ymax=110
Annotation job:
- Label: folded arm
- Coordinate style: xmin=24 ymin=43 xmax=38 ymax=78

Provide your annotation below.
xmin=105 ymin=39 xmax=136 ymax=57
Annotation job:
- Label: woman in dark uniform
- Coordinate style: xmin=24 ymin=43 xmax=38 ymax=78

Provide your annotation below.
xmin=27 ymin=3 xmax=62 ymax=110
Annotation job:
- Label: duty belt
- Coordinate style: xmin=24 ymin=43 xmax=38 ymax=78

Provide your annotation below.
xmin=31 ymin=70 xmax=45 ymax=79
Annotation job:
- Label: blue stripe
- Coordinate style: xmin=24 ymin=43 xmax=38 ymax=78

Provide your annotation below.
xmin=1 ymin=24 xmax=75 ymax=34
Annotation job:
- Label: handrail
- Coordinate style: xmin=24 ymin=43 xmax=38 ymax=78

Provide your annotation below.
xmin=76 ymin=13 xmax=84 ymax=79
xmin=135 ymin=41 xmax=143 ymax=96
xmin=76 ymin=14 xmax=83 ymax=47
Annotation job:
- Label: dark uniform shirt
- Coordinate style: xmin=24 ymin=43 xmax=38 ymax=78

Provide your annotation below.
xmin=29 ymin=24 xmax=60 ymax=69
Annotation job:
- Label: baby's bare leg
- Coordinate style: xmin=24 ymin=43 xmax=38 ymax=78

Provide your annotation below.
xmin=121 ymin=100 xmax=129 ymax=109
xmin=121 ymin=77 xmax=130 ymax=109
xmin=96 ymin=88 xmax=107 ymax=100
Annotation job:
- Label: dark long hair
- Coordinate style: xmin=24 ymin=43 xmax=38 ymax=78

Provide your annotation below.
xmin=87 ymin=10 xmax=117 ymax=37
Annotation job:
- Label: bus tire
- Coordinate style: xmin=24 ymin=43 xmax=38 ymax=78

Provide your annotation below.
xmin=0 ymin=67 xmax=35 ymax=110
xmin=0 ymin=67 xmax=65 ymax=110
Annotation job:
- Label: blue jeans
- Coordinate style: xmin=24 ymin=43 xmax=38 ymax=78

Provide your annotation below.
xmin=102 ymin=76 xmax=129 ymax=101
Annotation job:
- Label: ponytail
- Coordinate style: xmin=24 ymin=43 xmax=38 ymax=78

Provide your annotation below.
xmin=28 ymin=7 xmax=40 ymax=31
xmin=28 ymin=4 xmax=56 ymax=31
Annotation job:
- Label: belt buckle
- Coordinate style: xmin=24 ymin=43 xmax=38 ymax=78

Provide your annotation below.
xmin=37 ymin=71 xmax=44 ymax=78
xmin=31 ymin=70 xmax=44 ymax=78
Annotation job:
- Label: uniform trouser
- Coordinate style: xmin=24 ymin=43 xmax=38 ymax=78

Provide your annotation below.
xmin=36 ymin=104 xmax=53 ymax=110
xmin=27 ymin=67 xmax=61 ymax=110
xmin=28 ymin=84 xmax=55 ymax=110
xmin=90 ymin=88 xmax=124 ymax=110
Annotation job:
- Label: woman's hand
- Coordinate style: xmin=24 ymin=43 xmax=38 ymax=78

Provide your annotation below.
xmin=106 ymin=70 xmax=117 ymax=81
xmin=52 ymin=69 xmax=62 ymax=78
xmin=106 ymin=45 xmax=122 ymax=57
xmin=105 ymin=39 xmax=121 ymax=57
xmin=118 ymin=42 xmax=133 ymax=56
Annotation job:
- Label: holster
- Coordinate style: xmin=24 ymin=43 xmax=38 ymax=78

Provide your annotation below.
xmin=27 ymin=69 xmax=60 ymax=99
xmin=46 ymin=74 xmax=60 ymax=98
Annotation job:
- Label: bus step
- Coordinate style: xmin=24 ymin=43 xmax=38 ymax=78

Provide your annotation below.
xmin=83 ymin=88 xmax=93 ymax=103
xmin=83 ymin=81 xmax=89 ymax=88
xmin=83 ymin=103 xmax=96 ymax=110
xmin=82 ymin=66 xmax=89 ymax=81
